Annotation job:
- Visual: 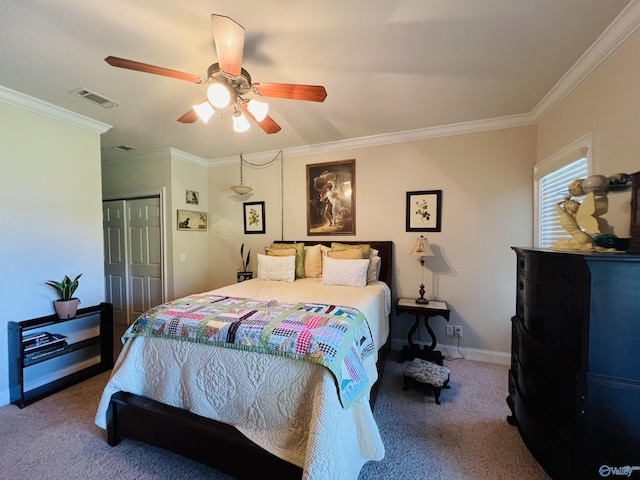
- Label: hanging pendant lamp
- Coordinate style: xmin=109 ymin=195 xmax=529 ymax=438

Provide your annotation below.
xmin=230 ymin=154 xmax=253 ymax=195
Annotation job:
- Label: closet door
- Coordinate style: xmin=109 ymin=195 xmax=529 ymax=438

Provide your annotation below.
xmin=103 ymin=196 xmax=163 ymax=325
xmin=103 ymin=200 xmax=128 ymax=325
xmin=127 ymin=197 xmax=163 ymax=321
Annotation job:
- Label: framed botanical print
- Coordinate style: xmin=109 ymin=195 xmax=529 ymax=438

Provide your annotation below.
xmin=406 ymin=190 xmax=442 ymax=232
xmin=306 ymin=159 xmax=355 ymax=236
xmin=243 ymin=201 xmax=265 ymax=234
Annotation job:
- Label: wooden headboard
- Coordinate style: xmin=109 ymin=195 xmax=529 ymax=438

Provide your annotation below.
xmin=274 ymin=240 xmax=394 ymax=290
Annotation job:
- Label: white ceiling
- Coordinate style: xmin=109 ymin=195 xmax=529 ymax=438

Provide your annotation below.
xmin=0 ymin=1 xmax=636 ymax=163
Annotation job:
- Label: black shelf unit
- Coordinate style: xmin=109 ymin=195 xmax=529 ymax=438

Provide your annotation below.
xmin=8 ymin=302 xmax=113 ymax=408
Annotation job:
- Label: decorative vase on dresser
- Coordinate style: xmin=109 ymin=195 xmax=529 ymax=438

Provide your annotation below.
xmin=507 ymin=248 xmax=640 ymax=480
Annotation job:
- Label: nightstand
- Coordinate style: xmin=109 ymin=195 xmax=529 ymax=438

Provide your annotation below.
xmin=396 ymin=298 xmax=450 ymax=365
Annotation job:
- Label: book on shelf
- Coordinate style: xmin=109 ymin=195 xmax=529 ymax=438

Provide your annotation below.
xmin=24 ymin=343 xmax=69 ymax=363
xmin=23 ymin=332 xmax=68 ymax=353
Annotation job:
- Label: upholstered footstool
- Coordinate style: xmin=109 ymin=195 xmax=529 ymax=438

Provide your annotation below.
xmin=402 ymin=358 xmax=451 ymax=404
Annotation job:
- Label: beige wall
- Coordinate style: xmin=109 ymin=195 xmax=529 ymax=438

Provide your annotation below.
xmin=170 ymin=153 xmax=209 ymax=298
xmin=537 ymin=28 xmax=640 ymax=237
xmin=102 ymin=149 xmax=210 ymax=300
xmin=208 ymin=126 xmax=537 ymax=361
xmin=0 ymin=99 xmax=106 ymax=405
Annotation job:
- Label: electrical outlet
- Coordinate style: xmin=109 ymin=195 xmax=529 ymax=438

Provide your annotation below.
xmin=445 ymin=325 xmax=454 ymax=336
xmin=454 ymin=325 xmax=463 ymax=337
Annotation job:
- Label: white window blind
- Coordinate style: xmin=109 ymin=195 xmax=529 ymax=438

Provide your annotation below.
xmin=538 ymin=157 xmax=588 ymax=248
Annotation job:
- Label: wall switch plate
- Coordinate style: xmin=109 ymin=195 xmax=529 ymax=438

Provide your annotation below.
xmin=445 ymin=325 xmax=454 ymax=336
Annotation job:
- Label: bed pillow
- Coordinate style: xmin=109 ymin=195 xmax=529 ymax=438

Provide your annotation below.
xmin=270 ymin=243 xmax=305 ymax=278
xmin=368 ymin=255 xmax=381 ymax=284
xmin=321 ymin=256 xmax=370 ymax=287
xmin=304 ymin=244 xmax=323 ymax=278
xmin=330 ymin=242 xmax=371 ymax=259
xmin=265 ymin=247 xmax=297 ymax=257
xmin=257 ymin=254 xmax=296 ymax=282
xmin=327 ymin=247 xmax=363 ymax=259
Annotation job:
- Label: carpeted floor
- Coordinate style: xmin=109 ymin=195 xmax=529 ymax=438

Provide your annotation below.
xmin=0 ymin=352 xmax=550 ymax=479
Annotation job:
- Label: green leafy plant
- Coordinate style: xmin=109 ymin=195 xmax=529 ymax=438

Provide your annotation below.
xmin=46 ymin=274 xmax=82 ymax=301
xmin=240 ymin=243 xmax=251 ymax=271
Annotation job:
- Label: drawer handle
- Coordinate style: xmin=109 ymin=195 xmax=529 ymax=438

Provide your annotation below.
xmin=519 ymin=259 xmax=525 ymax=270
xmin=518 ymin=281 xmax=524 ymax=290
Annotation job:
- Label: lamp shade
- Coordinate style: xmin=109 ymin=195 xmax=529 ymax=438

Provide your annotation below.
xmin=230 ymin=184 xmax=253 ymax=195
xmin=207 ymin=83 xmax=231 ymax=108
xmin=192 ymin=101 xmax=215 ymax=123
xmin=247 ymin=99 xmax=269 ymax=121
xmin=410 ymin=235 xmax=434 ymax=257
xmin=232 ymin=111 xmax=251 ymax=132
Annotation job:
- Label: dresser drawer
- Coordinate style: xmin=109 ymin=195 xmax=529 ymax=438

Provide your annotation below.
xmin=513 ymin=385 xmax=574 ymax=480
xmin=518 ymin=250 xmax=589 ymax=293
xmin=520 ymin=279 xmax=586 ymax=364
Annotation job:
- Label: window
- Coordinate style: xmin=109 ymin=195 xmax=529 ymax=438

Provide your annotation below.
xmin=534 ymin=134 xmax=591 ymax=248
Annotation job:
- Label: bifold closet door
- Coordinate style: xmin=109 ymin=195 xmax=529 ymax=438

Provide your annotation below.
xmin=103 ymin=197 xmax=162 ymax=325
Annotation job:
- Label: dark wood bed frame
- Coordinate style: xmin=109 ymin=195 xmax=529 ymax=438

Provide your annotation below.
xmin=106 ymin=241 xmax=393 ymax=479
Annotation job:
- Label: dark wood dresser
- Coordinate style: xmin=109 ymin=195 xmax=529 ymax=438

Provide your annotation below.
xmin=507 ymin=248 xmax=640 ymax=480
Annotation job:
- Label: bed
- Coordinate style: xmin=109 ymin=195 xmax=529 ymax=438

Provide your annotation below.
xmin=95 ymin=240 xmax=393 ymax=480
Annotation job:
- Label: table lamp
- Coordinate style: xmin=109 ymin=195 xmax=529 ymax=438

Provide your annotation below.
xmin=410 ymin=235 xmax=434 ymax=304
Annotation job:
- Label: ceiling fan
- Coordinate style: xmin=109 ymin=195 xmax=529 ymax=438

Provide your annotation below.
xmin=105 ymin=14 xmax=327 ymax=134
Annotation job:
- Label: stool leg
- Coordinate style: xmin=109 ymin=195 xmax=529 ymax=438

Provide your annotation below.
xmin=402 ymin=375 xmax=410 ymax=391
xmin=433 ymin=387 xmax=441 ymax=405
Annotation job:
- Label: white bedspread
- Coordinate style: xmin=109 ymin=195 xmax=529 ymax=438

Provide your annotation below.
xmin=95 ymin=279 xmax=390 ymax=480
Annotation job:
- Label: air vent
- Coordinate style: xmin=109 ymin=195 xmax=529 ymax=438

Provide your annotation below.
xmin=69 ymin=88 xmax=119 ymax=109
xmin=112 ymin=144 xmax=138 ymax=152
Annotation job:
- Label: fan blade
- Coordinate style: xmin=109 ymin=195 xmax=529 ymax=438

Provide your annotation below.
xmin=211 ymin=14 xmax=245 ymax=77
xmin=177 ymin=108 xmax=200 ymax=124
xmin=252 ymin=83 xmax=327 ymax=102
xmin=105 ymin=56 xmax=206 ymax=84
xmin=242 ymin=105 xmax=282 ymax=134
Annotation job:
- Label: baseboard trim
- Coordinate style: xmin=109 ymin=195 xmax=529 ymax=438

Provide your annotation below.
xmin=389 ymin=338 xmax=511 ymax=366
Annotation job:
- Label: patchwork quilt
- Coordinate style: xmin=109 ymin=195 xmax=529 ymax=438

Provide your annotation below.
xmin=124 ymin=293 xmax=375 ymax=408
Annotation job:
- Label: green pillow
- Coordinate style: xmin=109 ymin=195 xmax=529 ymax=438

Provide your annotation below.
xmin=330 ymin=242 xmax=371 ymax=259
xmin=270 ymin=243 xmax=305 ymax=278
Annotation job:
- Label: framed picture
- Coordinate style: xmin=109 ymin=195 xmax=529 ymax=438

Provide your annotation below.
xmin=306 ymin=159 xmax=355 ymax=236
xmin=186 ymin=190 xmax=199 ymax=205
xmin=243 ymin=201 xmax=265 ymax=234
xmin=406 ymin=190 xmax=442 ymax=232
xmin=177 ymin=209 xmax=207 ymax=231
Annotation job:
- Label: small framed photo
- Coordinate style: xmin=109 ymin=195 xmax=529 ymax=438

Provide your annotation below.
xmin=243 ymin=201 xmax=265 ymax=234
xmin=177 ymin=209 xmax=207 ymax=231
xmin=186 ymin=190 xmax=199 ymax=205
xmin=406 ymin=190 xmax=442 ymax=232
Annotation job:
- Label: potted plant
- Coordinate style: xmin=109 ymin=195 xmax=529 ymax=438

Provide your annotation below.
xmin=237 ymin=243 xmax=252 ymax=282
xmin=46 ymin=274 xmax=82 ymax=319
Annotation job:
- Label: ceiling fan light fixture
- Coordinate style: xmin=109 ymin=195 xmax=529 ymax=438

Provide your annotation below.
xmin=192 ymin=100 xmax=215 ymax=123
xmin=207 ymin=83 xmax=231 ymax=108
xmin=232 ymin=110 xmax=251 ymax=132
xmin=247 ymin=99 xmax=269 ymax=122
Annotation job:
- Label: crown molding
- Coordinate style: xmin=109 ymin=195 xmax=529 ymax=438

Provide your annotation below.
xmin=102 ymin=147 xmax=208 ymax=167
xmin=207 ymin=113 xmax=535 ymax=167
xmin=532 ymin=0 xmax=640 ymax=122
xmin=0 ymin=85 xmax=111 ymax=134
